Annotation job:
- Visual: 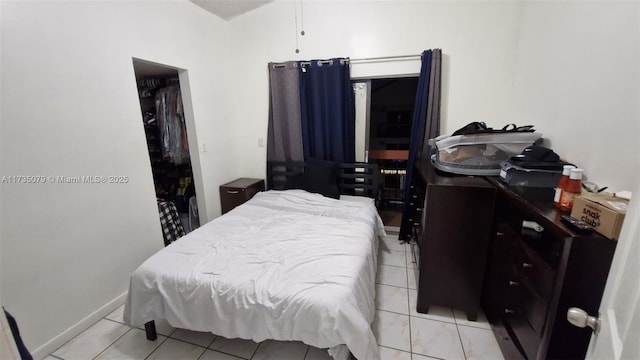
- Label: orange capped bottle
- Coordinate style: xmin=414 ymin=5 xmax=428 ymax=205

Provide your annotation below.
xmin=554 ymin=165 xmax=575 ymax=208
xmin=559 ymin=168 xmax=583 ymax=212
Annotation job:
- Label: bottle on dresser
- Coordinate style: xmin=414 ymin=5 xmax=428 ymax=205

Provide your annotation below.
xmin=554 ymin=165 xmax=576 ymax=208
xmin=559 ymin=168 xmax=583 ymax=212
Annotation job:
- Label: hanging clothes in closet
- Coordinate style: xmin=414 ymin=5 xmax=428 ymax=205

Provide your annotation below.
xmin=156 ymin=85 xmax=190 ymax=165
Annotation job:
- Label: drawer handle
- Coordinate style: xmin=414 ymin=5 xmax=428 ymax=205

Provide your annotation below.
xmin=522 ymin=262 xmax=534 ymax=269
xmin=522 ymin=220 xmax=544 ymax=233
xmin=413 ymin=222 xmax=420 ymax=226
xmin=508 ymin=280 xmax=520 ymax=286
xmin=496 ymin=232 xmax=505 ymax=236
xmin=226 ymin=190 xmax=240 ymax=194
xmin=504 ymin=309 xmax=516 ymax=315
xmin=409 ymin=202 xmax=415 ymax=206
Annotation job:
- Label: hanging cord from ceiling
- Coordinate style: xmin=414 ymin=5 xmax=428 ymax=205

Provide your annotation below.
xmin=294 ymin=0 xmax=299 ymax=53
xmin=300 ymin=0 xmax=305 ymax=36
xmin=293 ymin=0 xmax=305 ymax=53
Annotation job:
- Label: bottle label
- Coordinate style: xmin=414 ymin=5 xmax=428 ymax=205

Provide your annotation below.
xmin=554 ymin=187 xmax=562 ymax=203
xmin=560 ymin=191 xmax=577 ymax=210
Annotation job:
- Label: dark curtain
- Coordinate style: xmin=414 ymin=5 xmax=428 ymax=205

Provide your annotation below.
xmin=4 ymin=309 xmax=32 ymax=360
xmin=399 ymin=49 xmax=442 ymax=241
xmin=267 ymin=61 xmax=304 ymax=162
xmin=298 ymin=58 xmax=355 ymax=163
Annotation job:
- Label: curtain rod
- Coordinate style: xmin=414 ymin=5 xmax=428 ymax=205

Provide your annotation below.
xmin=348 ymin=54 xmax=422 ymax=63
xmin=271 ymin=54 xmax=422 ymax=68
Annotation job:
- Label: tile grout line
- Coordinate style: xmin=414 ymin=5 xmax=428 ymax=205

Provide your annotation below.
xmin=207 ymin=340 xmax=254 ymax=360
xmin=143 ymin=335 xmax=171 ymax=360
xmin=249 ymin=340 xmax=263 ymax=359
xmin=196 ymin=347 xmax=207 ymax=360
xmin=91 ymin=326 xmax=132 ymax=360
xmin=302 ymin=344 xmax=311 ymax=360
xmin=192 ymin=345 xmax=207 ymax=360
xmin=52 ymin=315 xmax=130 ymax=359
xmin=455 ymin=322 xmax=468 ymax=360
xmin=378 ymin=262 xmax=409 ymax=269
xmin=376 ymin=282 xmax=411 ymax=291
xmin=103 ymin=317 xmax=126 ymax=326
xmin=451 ymin=309 xmax=469 ymax=360
xmin=378 ymin=344 xmax=413 ymax=356
xmin=405 ymin=258 xmax=414 ymax=357
xmin=167 ymin=331 xmax=215 ymax=349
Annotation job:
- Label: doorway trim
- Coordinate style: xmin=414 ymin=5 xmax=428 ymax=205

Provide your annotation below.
xmin=132 ymin=57 xmax=207 ymax=227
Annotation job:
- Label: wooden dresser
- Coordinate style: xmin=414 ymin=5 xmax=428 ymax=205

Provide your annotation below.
xmin=412 ymin=161 xmax=497 ymax=321
xmin=219 ymin=178 xmax=265 ymax=214
xmin=482 ymin=178 xmax=616 ymax=360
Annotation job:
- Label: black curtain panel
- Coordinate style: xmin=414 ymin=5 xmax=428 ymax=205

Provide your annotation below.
xmin=298 ymin=58 xmax=355 ymax=163
xmin=399 ymin=50 xmax=442 ymax=241
xmin=267 ymin=61 xmax=305 ymax=163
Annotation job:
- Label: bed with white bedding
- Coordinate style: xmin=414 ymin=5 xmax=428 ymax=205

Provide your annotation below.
xmin=124 ymin=187 xmax=385 ymax=360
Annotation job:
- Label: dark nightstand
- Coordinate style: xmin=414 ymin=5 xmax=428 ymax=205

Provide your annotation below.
xmin=219 ymin=178 xmax=265 ymax=214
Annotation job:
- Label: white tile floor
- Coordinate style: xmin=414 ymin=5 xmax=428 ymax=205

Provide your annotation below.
xmin=47 ymin=231 xmax=504 ymax=360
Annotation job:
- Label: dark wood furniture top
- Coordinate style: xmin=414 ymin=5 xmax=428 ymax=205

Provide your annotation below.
xmin=483 ymin=177 xmax=616 ymax=360
xmin=266 ymin=161 xmax=379 ymax=199
xmin=219 ymin=178 xmax=265 ymax=214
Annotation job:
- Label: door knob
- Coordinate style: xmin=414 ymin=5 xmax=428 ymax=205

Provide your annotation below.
xmin=567 ymin=307 xmax=600 ymax=334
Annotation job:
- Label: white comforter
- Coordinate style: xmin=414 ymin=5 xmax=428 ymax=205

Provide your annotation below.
xmin=124 ymin=190 xmax=385 ymax=360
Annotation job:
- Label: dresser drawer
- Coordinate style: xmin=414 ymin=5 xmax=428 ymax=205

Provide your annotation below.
xmin=220 ymin=178 xmax=265 ymax=214
xmin=514 ymin=240 xmax=557 ymax=301
xmin=516 ymin=284 xmax=549 ymax=336
xmin=503 ymin=308 xmax=540 ymax=360
xmin=491 ymin=320 xmax=527 ymax=360
xmin=407 ymin=185 xmax=425 ymax=243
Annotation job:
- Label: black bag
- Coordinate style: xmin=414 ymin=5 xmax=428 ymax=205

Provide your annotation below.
xmin=509 ymin=145 xmax=569 ymax=171
xmin=452 ymin=122 xmax=535 ymax=136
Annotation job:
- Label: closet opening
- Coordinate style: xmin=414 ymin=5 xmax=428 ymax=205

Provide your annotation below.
xmin=133 ymin=59 xmax=200 ymax=245
xmin=354 ymin=77 xmax=419 ymax=228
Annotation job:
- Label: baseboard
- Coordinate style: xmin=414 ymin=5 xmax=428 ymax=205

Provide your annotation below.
xmin=31 ymin=292 xmax=127 ymax=360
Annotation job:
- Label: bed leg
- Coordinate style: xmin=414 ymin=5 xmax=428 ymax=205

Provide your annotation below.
xmin=144 ymin=321 xmax=157 ymax=341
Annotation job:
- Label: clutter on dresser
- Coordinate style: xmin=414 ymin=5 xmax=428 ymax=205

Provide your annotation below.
xmin=430 ymin=122 xmax=542 ymax=176
xmin=570 ymin=192 xmax=630 ymax=240
xmin=498 ymin=145 xmax=570 ymax=187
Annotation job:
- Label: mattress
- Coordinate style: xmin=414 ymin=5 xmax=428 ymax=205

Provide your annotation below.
xmin=124 ymin=189 xmax=385 ymax=360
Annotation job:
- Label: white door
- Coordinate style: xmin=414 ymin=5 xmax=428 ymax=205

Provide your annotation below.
xmin=584 ymin=180 xmax=640 ymax=359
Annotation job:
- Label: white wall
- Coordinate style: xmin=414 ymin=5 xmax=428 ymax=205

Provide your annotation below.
xmin=0 ymin=1 xmax=236 ymax=356
xmin=227 ymin=0 xmax=525 ymax=177
xmin=507 ymin=1 xmax=639 ymax=192
xmin=2 ymin=0 xmax=637 ymax=357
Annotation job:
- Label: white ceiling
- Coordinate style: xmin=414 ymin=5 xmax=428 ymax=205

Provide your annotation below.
xmin=190 ymin=0 xmax=273 ymax=20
